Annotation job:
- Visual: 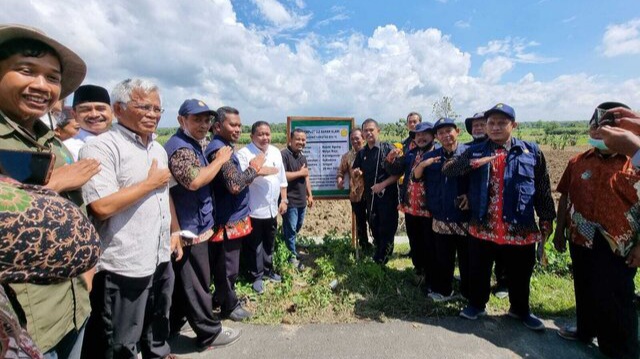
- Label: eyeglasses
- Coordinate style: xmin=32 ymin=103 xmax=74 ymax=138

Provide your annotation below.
xmin=128 ymin=102 xmax=164 ymax=115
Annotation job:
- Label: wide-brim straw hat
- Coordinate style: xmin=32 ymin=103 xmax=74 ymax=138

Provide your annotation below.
xmin=0 ymin=24 xmax=86 ymax=99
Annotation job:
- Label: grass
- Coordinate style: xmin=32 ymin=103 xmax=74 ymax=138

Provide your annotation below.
xmin=231 ymin=230 xmax=597 ymax=325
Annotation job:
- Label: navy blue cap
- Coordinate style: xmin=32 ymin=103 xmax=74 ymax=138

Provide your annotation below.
xmin=433 ymin=117 xmax=457 ymax=132
xmin=410 ymin=121 xmax=434 ymax=133
xmin=178 ymin=99 xmax=215 ymax=116
xmin=464 ymin=112 xmax=484 ymax=134
xmin=484 ymin=103 xmax=515 ymax=121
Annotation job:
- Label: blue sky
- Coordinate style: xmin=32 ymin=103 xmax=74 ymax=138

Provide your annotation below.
xmin=2 ymin=0 xmax=639 ymax=126
xmin=233 ymin=0 xmax=639 ymax=81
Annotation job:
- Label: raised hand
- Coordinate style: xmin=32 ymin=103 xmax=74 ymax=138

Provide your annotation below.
xmin=215 ymin=146 xmax=233 ymax=163
xmin=598 ymin=126 xmax=640 ymax=157
xmin=249 ymin=153 xmax=266 ymax=171
xmin=385 ymin=148 xmax=402 ymax=163
xmin=47 ymin=158 xmax=101 ymax=192
xmin=299 ymin=163 xmax=310 ymax=177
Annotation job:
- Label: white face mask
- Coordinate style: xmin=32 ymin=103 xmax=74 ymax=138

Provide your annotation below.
xmin=588 ymin=137 xmax=609 ymax=151
xmin=180 ymin=121 xmax=207 ymax=146
xmin=472 ymin=134 xmax=488 ymax=140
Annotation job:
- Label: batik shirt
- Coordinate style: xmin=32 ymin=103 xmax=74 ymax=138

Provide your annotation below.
xmin=557 ymin=149 xmax=640 ymax=256
xmin=443 ymin=141 xmax=555 ymax=245
xmin=0 ymin=176 xmax=100 ymax=358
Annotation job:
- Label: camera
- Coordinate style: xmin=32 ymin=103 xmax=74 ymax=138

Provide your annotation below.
xmin=592 ymin=108 xmax=615 ymax=127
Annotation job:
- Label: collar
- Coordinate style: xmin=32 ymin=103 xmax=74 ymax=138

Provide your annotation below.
xmin=287 ymin=145 xmax=301 ymax=157
xmin=75 ymin=128 xmax=97 ymax=141
xmin=0 ymin=110 xmax=17 ymax=136
xmin=115 ymin=123 xmax=158 ymax=148
xmin=489 ymin=137 xmax=516 ymax=151
xmin=366 ymin=141 xmax=382 ymax=150
xmin=442 ymin=142 xmax=459 ymax=156
xmin=0 ymin=110 xmax=56 ymax=147
xmin=214 ymin=134 xmax=234 ymax=148
xmin=178 ymin=128 xmax=208 ymax=148
xmin=584 ymin=147 xmax=623 ymax=159
xmin=247 ymin=141 xmax=267 ymax=154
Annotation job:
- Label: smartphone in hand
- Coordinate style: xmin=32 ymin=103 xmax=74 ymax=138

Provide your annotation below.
xmin=0 ymin=149 xmax=56 ymax=185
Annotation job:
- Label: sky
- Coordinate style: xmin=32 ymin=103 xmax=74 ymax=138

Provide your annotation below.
xmin=2 ymin=0 xmax=640 ymax=127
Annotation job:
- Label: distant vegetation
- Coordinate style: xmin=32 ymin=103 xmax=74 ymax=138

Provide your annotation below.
xmin=156 ymin=119 xmax=590 ymax=148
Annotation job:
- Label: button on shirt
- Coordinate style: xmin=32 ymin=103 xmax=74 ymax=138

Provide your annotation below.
xmin=237 ymin=143 xmax=287 ymax=219
xmin=80 ymin=124 xmax=171 ymax=278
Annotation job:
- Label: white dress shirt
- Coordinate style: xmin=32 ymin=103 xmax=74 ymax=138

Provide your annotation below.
xmin=237 ymin=142 xmax=287 ymax=219
xmin=64 ymin=128 xmax=98 ymax=161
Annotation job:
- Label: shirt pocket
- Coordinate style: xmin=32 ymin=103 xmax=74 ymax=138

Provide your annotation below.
xmin=517 ymin=185 xmax=535 ymax=215
xmin=517 ymin=156 xmax=535 ymax=179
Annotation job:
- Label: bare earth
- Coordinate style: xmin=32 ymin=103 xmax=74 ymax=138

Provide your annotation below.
xmin=300 ymin=146 xmax=584 ymax=237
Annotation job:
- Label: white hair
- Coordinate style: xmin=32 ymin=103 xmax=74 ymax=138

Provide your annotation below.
xmin=110 ymin=78 xmax=161 ymax=106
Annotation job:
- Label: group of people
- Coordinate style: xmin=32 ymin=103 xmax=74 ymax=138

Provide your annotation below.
xmin=0 ymin=24 xmax=317 ymax=359
xmin=338 ymin=106 xmax=640 ymax=358
xmin=1 ymin=22 xmax=640 ymax=359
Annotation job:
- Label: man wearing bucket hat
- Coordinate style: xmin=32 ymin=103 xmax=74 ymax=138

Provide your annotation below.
xmin=443 ymin=103 xmax=555 ymax=331
xmin=385 ymin=121 xmax=436 ymax=288
xmin=464 ymin=112 xmax=488 ymax=145
xmin=554 ymin=102 xmax=640 ymax=358
xmin=0 ymin=23 xmax=100 ymax=358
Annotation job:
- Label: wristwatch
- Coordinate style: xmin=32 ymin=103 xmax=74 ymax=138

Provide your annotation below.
xmin=282 ymin=198 xmax=289 ymax=204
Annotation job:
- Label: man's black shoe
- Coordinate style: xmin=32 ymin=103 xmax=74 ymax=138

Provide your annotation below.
xmin=223 ymin=306 xmax=252 ymax=322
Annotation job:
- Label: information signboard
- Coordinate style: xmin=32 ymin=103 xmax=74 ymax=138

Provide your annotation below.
xmin=287 ymin=116 xmax=355 ymax=199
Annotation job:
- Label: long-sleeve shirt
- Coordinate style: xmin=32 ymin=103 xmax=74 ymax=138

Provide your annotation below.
xmin=557 ymin=149 xmax=640 ymax=256
xmin=337 ymin=148 xmax=364 ymax=203
xmin=443 ymin=138 xmax=555 ymax=245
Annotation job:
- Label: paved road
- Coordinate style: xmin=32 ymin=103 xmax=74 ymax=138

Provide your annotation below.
xmin=168 ymin=316 xmax=604 ymax=359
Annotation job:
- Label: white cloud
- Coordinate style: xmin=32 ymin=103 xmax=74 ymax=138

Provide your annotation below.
xmin=477 ymin=37 xmax=558 ymax=64
xmin=600 ymin=18 xmax=640 ymax=57
xmin=562 ymin=16 xmax=577 ymax=24
xmin=316 ymin=6 xmax=349 ymax=27
xmin=1 ymin=0 xmax=637 ymax=126
xmin=480 ymin=57 xmax=514 ymax=83
xmin=454 ymin=20 xmax=470 ymax=29
xmin=251 ymin=0 xmax=311 ymax=31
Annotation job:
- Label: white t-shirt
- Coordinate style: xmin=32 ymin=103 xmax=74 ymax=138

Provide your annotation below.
xmin=237 ymin=142 xmax=287 ymax=219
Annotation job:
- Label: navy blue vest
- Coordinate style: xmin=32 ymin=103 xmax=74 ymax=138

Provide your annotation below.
xmin=164 ymin=129 xmax=215 ymax=234
xmin=424 ymin=143 xmax=470 ymax=223
xmin=398 ymin=144 xmax=433 ymax=206
xmin=204 ymin=135 xmax=251 ymax=225
xmin=466 ymin=138 xmax=539 ymax=225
